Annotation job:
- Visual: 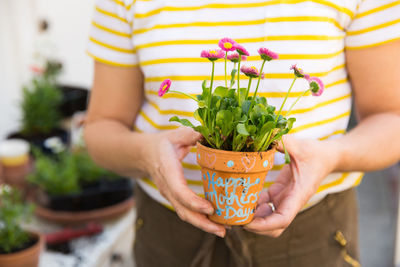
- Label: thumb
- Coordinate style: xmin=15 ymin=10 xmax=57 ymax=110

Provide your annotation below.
xmin=276 ymin=134 xmax=298 ymax=154
xmin=172 ymin=127 xmax=202 ymax=146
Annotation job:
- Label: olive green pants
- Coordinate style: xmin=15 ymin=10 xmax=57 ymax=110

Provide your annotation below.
xmin=134 ymin=186 xmax=359 ymax=267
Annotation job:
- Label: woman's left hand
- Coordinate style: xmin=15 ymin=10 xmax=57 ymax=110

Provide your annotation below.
xmin=244 ymin=135 xmax=340 ymax=237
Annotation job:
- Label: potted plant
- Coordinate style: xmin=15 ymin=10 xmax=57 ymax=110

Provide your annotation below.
xmin=0 ymin=185 xmax=43 ymax=267
xmin=58 ymin=84 xmax=88 ymax=118
xmin=8 ymin=60 xmax=69 ymax=154
xmin=158 ymin=38 xmax=324 ymax=225
xmin=27 ymin=146 xmax=134 ymax=224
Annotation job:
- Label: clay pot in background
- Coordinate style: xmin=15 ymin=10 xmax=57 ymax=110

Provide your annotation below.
xmin=0 ymin=232 xmax=44 ymax=267
xmin=196 ymin=142 xmax=275 ymax=225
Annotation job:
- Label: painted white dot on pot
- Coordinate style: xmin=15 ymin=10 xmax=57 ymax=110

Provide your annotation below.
xmin=263 ymin=160 xmax=269 ymax=168
xmin=227 ymin=160 xmax=234 ymax=167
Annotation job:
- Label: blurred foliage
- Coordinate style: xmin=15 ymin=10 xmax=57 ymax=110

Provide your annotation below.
xmin=20 ymin=60 xmax=63 ymax=135
xmin=0 ymin=185 xmax=34 ymax=254
xmin=28 ymin=148 xmax=119 ymax=195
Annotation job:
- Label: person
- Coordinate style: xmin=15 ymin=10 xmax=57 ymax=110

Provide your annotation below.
xmin=84 ymin=0 xmax=400 ymax=266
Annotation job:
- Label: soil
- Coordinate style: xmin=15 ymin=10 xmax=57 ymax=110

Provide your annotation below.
xmin=59 ymin=85 xmax=88 ymax=118
xmin=39 ymin=177 xmax=134 ymax=211
xmin=0 ymin=234 xmax=37 ymax=255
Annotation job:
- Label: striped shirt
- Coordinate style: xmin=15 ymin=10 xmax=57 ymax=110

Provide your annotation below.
xmin=88 ymin=0 xmax=400 ymax=210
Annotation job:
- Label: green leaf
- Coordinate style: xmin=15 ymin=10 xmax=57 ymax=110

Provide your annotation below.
xmin=237 ymin=123 xmax=250 ymax=136
xmin=202 ymin=80 xmax=207 ymax=91
xmin=256 ymin=96 xmax=267 ymax=106
xmin=242 ymin=100 xmax=252 ymax=115
xmin=247 ymin=125 xmax=257 ymax=135
xmin=238 ymin=87 xmax=247 ymax=104
xmin=227 ymin=89 xmax=236 ymax=98
xmin=194 ymin=109 xmax=204 ymax=124
xmin=230 ymin=69 xmax=237 ymax=87
xmin=216 ymin=110 xmax=234 ymax=137
xmin=169 ymin=116 xmax=195 ymax=128
xmin=233 ymin=107 xmax=242 ymax=121
xmin=198 ymin=100 xmax=206 ymax=108
xmin=267 ymin=105 xmax=276 ymax=114
xmin=213 ymin=86 xmax=229 ymax=98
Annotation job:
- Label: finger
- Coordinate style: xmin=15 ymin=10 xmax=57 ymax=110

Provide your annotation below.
xmin=254 ymin=202 xmax=274 ymax=218
xmin=170 ymin=127 xmax=202 ymax=146
xmin=159 ymin=139 xmax=214 ymax=215
xmin=246 ymin=228 xmax=285 ymax=238
xmin=170 ymin=181 xmax=214 ymax=215
xmin=257 ymin=190 xmax=270 ymax=205
xmin=176 ymin=145 xmax=192 ymax=161
xmin=171 ymin=198 xmax=226 ymax=237
xmin=244 ymin=189 xmax=302 ymax=232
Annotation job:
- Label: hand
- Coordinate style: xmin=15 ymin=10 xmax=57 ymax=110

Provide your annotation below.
xmin=244 ymin=135 xmax=339 ymax=237
xmin=145 ymin=127 xmax=226 ymax=237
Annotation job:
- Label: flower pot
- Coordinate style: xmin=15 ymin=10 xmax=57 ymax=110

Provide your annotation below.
xmin=33 ymin=178 xmax=135 ymax=224
xmin=58 ymin=85 xmax=88 ymax=118
xmin=0 ymin=231 xmax=44 ymax=267
xmin=196 ymin=142 xmax=275 ymax=225
xmin=36 ymin=177 xmax=134 ymax=211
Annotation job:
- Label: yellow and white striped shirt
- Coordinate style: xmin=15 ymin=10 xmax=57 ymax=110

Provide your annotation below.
xmin=88 ymin=0 xmax=400 ymax=209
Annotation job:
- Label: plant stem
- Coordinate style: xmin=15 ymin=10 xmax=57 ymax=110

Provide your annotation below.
xmin=285 ymin=88 xmax=311 ymax=116
xmin=248 ymin=59 xmax=267 ymax=115
xmin=224 ymin=52 xmax=228 ymax=87
xmin=169 ymin=90 xmax=198 ymax=102
xmin=276 ymin=77 xmax=297 ymax=120
xmin=253 ymin=60 xmax=266 ymax=100
xmin=245 ymin=77 xmax=253 ymax=100
xmin=259 ymin=77 xmax=297 ymax=151
xmin=237 ymin=57 xmax=242 ymax=107
xmin=229 ymin=62 xmax=237 ymax=89
xmin=208 ymin=61 xmax=215 ymax=109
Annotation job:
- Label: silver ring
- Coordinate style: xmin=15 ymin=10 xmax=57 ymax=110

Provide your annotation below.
xmin=267 ymin=202 xmax=276 ymax=212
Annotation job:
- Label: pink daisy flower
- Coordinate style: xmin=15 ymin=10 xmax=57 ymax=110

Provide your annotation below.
xmin=308 ymin=77 xmax=324 ymax=96
xmin=227 ymin=52 xmax=247 ymax=63
xmin=240 ymin=65 xmax=260 ymax=78
xmin=218 ymin=37 xmax=237 ymax=52
xmin=158 ymin=79 xmax=171 ymax=97
xmin=260 ymin=72 xmax=266 ymax=79
xmin=200 ymin=49 xmax=225 ymax=61
xmin=235 ymin=44 xmax=250 ymax=56
xmin=258 ymin=48 xmax=279 ymax=61
xmin=30 ymin=65 xmax=44 ymax=75
xmin=290 ymin=64 xmax=306 ymax=78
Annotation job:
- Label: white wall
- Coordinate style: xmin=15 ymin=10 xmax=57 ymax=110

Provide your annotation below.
xmin=0 ymin=0 xmax=95 ymax=140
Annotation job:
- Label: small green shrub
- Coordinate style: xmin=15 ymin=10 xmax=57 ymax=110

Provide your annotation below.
xmin=20 ymin=60 xmax=63 ymax=135
xmin=28 ymin=149 xmax=118 ymax=195
xmin=0 ymin=185 xmax=34 ymax=254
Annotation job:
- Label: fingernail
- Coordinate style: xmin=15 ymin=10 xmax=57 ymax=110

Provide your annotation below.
xmin=217 ymin=231 xmax=225 ymax=238
xmin=204 ymin=207 xmax=214 ymax=215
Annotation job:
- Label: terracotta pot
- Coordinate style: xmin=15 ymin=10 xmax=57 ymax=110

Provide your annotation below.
xmin=34 ymin=196 xmax=135 ymax=225
xmin=196 ymin=142 xmax=275 ymax=225
xmin=0 ymin=231 xmax=44 ymax=267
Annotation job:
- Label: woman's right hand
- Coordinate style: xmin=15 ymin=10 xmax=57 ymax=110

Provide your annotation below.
xmin=144 ymin=127 xmax=226 ymax=238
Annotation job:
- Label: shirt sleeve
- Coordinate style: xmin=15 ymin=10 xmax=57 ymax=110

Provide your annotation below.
xmin=87 ymin=0 xmax=138 ymax=67
xmin=345 ymin=0 xmax=400 ymax=50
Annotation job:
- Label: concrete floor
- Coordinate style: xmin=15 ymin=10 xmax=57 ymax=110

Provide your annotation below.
xmin=357 ymin=165 xmax=399 ymax=267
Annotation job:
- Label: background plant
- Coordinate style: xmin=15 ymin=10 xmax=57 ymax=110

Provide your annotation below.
xmin=20 ymin=60 xmax=63 ymax=135
xmin=28 ymin=148 xmax=118 ymax=195
xmin=0 ymin=185 xmax=34 ymax=254
xmin=159 ymin=38 xmax=324 ymax=160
